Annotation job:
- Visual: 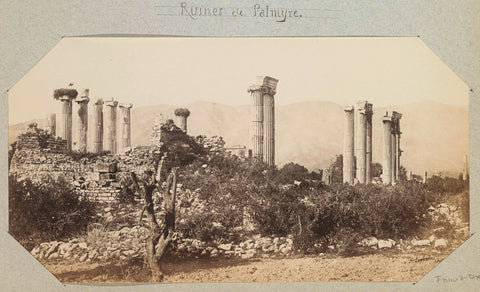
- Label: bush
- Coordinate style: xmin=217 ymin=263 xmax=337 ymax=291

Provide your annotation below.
xmin=9 ymin=174 xmax=96 ymax=249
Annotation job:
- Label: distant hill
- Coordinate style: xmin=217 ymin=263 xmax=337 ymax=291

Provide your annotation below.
xmin=9 ymin=100 xmax=468 ymax=176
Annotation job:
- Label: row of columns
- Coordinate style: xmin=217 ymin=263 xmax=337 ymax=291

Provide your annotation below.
xmin=343 ymin=101 xmax=403 ymax=185
xmin=248 ymin=76 xmax=278 ymax=166
xmin=52 ymin=87 xmax=132 ymax=154
xmin=343 ymin=101 xmax=373 ymax=184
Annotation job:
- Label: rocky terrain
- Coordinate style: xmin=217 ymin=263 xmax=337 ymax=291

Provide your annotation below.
xmin=31 ymin=198 xmax=469 ymax=283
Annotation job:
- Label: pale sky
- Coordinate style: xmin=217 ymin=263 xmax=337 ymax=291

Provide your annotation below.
xmin=8 ymin=37 xmax=468 ymax=124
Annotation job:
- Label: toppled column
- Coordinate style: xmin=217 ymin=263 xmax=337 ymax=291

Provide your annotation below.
xmin=261 ymin=76 xmax=278 ymax=166
xmin=247 ymin=83 xmax=265 ymax=161
xmin=174 ymin=108 xmax=190 ymax=133
xmin=343 ymin=106 xmax=355 ymax=184
xmin=365 ymin=103 xmax=373 ymax=184
xmin=119 ymin=103 xmax=133 ymax=151
xmin=92 ymin=99 xmax=104 ymax=153
xmin=44 ymin=113 xmax=56 ymax=136
xmin=356 ymin=101 xmax=368 ymax=184
xmin=104 ymin=98 xmax=118 ymax=154
xmin=54 ymin=88 xmax=78 ymax=151
xmin=382 ymin=114 xmax=393 ymax=184
xmin=74 ymin=89 xmax=90 ymax=153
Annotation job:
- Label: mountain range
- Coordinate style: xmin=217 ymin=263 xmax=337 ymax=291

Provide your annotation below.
xmin=8 ymin=100 xmax=468 ymax=176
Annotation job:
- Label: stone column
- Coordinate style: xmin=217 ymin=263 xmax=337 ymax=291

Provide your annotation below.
xmin=262 ymin=76 xmax=278 ymax=166
xmin=365 ymin=103 xmax=373 ymax=184
xmin=394 ymin=112 xmax=402 ymax=182
xmin=174 ymin=108 xmax=190 ymax=133
xmin=391 ymin=127 xmax=397 ymax=184
xmin=44 ymin=113 xmax=56 ymax=136
xmin=74 ymin=89 xmax=90 ymax=153
xmin=423 ymin=171 xmax=428 ymax=183
xmin=343 ymin=106 xmax=355 ymax=184
xmin=356 ymin=101 xmax=368 ymax=184
xmin=54 ymin=88 xmax=78 ymax=151
xmin=104 ymin=98 xmax=118 ymax=154
xmin=119 ymin=103 xmax=133 ymax=151
xmin=247 ymin=85 xmax=265 ymax=161
xmin=92 ymin=99 xmax=104 ymax=153
xmin=390 ymin=111 xmax=402 ymax=183
xmin=382 ymin=114 xmax=393 ymax=185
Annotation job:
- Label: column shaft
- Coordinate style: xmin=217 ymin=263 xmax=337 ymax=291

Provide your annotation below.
xmin=382 ymin=118 xmax=393 ymax=184
xmin=343 ymin=107 xmax=355 ymax=184
xmin=93 ymin=100 xmax=103 ymax=153
xmin=395 ymin=134 xmax=401 ymax=181
xmin=365 ymin=107 xmax=373 ymax=184
xmin=60 ymin=99 xmax=73 ymax=151
xmin=44 ymin=113 xmax=56 ymax=136
xmin=391 ymin=132 xmax=397 ymax=184
xmin=356 ymin=111 xmax=367 ymax=183
xmin=120 ymin=104 xmax=132 ymax=151
xmin=75 ymin=101 xmax=89 ymax=153
xmin=263 ymin=93 xmax=275 ymax=166
xmin=249 ymin=88 xmax=264 ymax=161
xmin=104 ymin=100 xmax=118 ymax=154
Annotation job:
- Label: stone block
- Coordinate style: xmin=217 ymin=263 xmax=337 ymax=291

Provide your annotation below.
xmin=94 ymin=162 xmax=117 ymax=173
xmin=87 ymin=172 xmax=101 ymax=181
xmin=99 ymin=173 xmax=116 ymax=180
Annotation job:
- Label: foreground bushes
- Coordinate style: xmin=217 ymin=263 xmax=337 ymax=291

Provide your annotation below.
xmin=175 ymin=154 xmax=456 ymax=254
xmin=9 ymin=175 xmax=96 ymax=249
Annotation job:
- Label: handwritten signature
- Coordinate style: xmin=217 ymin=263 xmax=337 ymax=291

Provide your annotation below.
xmin=434 ymin=274 xmax=480 ymax=283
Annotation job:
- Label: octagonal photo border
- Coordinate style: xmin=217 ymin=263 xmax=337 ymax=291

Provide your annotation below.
xmin=1 ymin=1 xmax=479 ymax=291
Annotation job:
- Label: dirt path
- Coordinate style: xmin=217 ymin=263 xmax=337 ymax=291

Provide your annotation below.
xmin=45 ymin=249 xmax=447 ymax=283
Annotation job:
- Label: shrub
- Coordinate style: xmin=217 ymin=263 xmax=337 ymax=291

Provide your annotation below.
xmin=9 ymin=174 xmax=96 ymax=249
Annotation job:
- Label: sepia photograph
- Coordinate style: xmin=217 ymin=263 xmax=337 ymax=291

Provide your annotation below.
xmin=7 ymin=37 xmax=469 ymax=283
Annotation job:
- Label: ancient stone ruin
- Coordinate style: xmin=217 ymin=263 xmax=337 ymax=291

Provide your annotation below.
xmin=382 ymin=111 xmax=403 ymax=184
xmin=51 ymin=87 xmax=133 ymax=154
xmin=247 ymin=76 xmax=278 ymax=166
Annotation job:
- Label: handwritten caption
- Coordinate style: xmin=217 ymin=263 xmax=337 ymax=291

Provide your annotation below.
xmin=434 ymin=274 xmax=480 ymax=284
xmin=155 ymin=2 xmax=339 ymax=22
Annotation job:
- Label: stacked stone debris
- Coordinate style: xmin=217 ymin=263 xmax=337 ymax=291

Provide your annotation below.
xmin=150 ymin=119 xmax=185 ymax=146
xmin=195 ymin=135 xmax=226 ymax=154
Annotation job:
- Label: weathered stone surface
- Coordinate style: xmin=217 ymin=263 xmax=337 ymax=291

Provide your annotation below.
xmin=218 ymin=243 xmax=232 ymax=251
xmin=434 ymin=239 xmax=447 ymax=248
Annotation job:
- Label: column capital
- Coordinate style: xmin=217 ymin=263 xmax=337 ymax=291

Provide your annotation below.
xmin=94 ymin=98 xmax=104 ymax=106
xmin=390 ymin=111 xmax=402 ymax=121
xmin=75 ymin=90 xmax=90 ymax=104
xmin=174 ymin=108 xmax=190 ymax=117
xmin=382 ymin=114 xmax=393 ymax=123
xmin=356 ymin=100 xmax=367 ymax=114
xmin=54 ymin=88 xmax=78 ymax=101
xmin=104 ymin=98 xmax=118 ymax=107
xmin=248 ymin=76 xmax=278 ymax=96
xmin=119 ymin=102 xmax=133 ymax=109
xmin=344 ymin=105 xmax=354 ymax=112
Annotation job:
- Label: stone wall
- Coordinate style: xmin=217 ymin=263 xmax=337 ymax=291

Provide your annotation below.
xmin=150 ymin=119 xmax=185 ymax=146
